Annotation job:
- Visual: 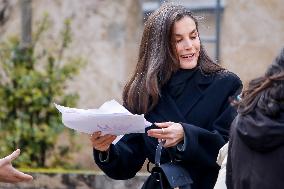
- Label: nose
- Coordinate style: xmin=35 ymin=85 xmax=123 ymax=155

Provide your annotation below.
xmin=183 ymin=39 xmax=193 ymax=49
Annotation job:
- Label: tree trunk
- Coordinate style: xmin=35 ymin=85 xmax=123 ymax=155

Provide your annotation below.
xmin=20 ymin=0 xmax=32 ymax=48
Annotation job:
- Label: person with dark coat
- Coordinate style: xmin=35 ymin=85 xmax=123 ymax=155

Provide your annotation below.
xmin=226 ymin=47 xmax=284 ymax=189
xmin=90 ymin=3 xmax=242 ymax=189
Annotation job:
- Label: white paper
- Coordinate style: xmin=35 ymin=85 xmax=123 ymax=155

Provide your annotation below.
xmin=55 ymin=100 xmax=152 ymax=136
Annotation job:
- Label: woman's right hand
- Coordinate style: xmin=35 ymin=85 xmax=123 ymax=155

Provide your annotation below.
xmin=90 ymin=131 xmax=117 ymax=152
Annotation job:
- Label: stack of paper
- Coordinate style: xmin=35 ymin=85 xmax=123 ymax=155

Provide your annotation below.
xmin=55 ymin=100 xmax=152 ymax=135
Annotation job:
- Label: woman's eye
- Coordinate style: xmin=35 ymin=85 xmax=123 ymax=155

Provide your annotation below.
xmin=176 ymin=39 xmax=182 ymax=43
xmin=191 ymin=36 xmax=197 ymax=40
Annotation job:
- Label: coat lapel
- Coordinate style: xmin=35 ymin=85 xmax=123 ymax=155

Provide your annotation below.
xmin=153 ymin=93 xmax=187 ymax=123
xmin=176 ymin=70 xmax=215 ymax=117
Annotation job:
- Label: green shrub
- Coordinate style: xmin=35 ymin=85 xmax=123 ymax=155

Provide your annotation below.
xmin=0 ymin=15 xmax=84 ymax=168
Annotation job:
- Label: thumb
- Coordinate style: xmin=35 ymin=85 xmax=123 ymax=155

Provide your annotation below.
xmin=5 ymin=149 xmax=21 ymax=162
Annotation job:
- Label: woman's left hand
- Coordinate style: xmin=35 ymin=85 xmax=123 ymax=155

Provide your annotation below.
xmin=147 ymin=122 xmax=184 ymax=148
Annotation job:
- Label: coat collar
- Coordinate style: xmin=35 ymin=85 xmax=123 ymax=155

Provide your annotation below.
xmin=153 ymin=69 xmax=215 ymax=122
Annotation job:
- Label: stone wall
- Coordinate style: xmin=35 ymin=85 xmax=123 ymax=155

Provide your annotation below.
xmin=0 ymin=173 xmax=148 ymax=189
xmin=0 ymin=0 xmax=142 ymax=169
xmin=221 ymin=0 xmax=284 ymax=84
xmin=0 ymin=0 xmax=142 ymax=107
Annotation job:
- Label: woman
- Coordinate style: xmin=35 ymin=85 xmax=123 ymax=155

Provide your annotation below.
xmin=226 ymin=48 xmax=284 ymax=189
xmin=90 ymin=3 xmax=242 ymax=189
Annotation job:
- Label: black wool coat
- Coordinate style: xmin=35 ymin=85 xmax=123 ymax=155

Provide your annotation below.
xmin=226 ymin=108 xmax=284 ymax=189
xmin=93 ymin=68 xmax=242 ymax=189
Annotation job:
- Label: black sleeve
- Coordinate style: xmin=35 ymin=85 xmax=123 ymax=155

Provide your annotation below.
xmin=93 ymin=133 xmax=146 ymax=180
xmin=177 ymin=78 xmax=242 ymax=167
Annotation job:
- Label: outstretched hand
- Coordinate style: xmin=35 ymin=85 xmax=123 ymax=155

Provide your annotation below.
xmin=147 ymin=122 xmax=184 ymax=148
xmin=0 ymin=149 xmax=33 ymax=183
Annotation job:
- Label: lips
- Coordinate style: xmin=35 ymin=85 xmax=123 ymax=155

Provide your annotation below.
xmin=180 ymin=53 xmax=195 ymax=61
xmin=181 ymin=53 xmax=194 ymax=58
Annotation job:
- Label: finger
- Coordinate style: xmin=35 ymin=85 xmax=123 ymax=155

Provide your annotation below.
xmin=155 ymin=122 xmax=174 ymax=128
xmin=148 ymin=128 xmax=171 ymax=138
xmin=95 ymin=136 xmax=116 ymax=151
xmin=96 ymin=146 xmax=109 ymax=152
xmin=166 ymin=121 xmax=175 ymax=126
xmin=5 ymin=149 xmax=20 ymax=162
xmin=147 ymin=128 xmax=166 ymax=135
xmin=8 ymin=175 xmax=31 ymax=184
xmin=96 ymin=135 xmax=116 ymax=146
xmin=170 ymin=122 xmax=183 ymax=129
xmin=147 ymin=133 xmax=171 ymax=140
xmin=154 ymin=122 xmax=170 ymax=128
xmin=90 ymin=133 xmax=106 ymax=144
xmin=150 ymin=134 xmax=170 ymax=140
xmin=163 ymin=141 xmax=172 ymax=148
xmin=93 ymin=135 xmax=115 ymax=147
xmin=90 ymin=131 xmax=101 ymax=139
xmin=4 ymin=167 xmax=33 ymax=183
xmin=96 ymin=143 xmax=112 ymax=151
xmin=14 ymin=171 xmax=33 ymax=182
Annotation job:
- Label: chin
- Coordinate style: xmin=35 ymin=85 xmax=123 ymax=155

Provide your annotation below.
xmin=180 ymin=61 xmax=198 ymax=69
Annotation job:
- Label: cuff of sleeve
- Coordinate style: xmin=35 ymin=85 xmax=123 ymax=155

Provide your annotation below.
xmin=178 ymin=122 xmax=199 ymax=161
xmin=176 ymin=134 xmax=186 ymax=152
xmin=94 ymin=144 xmax=119 ymax=167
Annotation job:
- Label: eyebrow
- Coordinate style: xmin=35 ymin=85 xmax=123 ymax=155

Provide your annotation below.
xmin=175 ymin=29 xmax=197 ymax=37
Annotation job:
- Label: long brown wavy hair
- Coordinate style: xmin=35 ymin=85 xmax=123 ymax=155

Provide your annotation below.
xmin=123 ymin=3 xmax=224 ymax=114
xmin=238 ymin=47 xmax=284 ymax=116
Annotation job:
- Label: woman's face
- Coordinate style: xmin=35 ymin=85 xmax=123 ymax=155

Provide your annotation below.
xmin=173 ymin=16 xmax=200 ymax=69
